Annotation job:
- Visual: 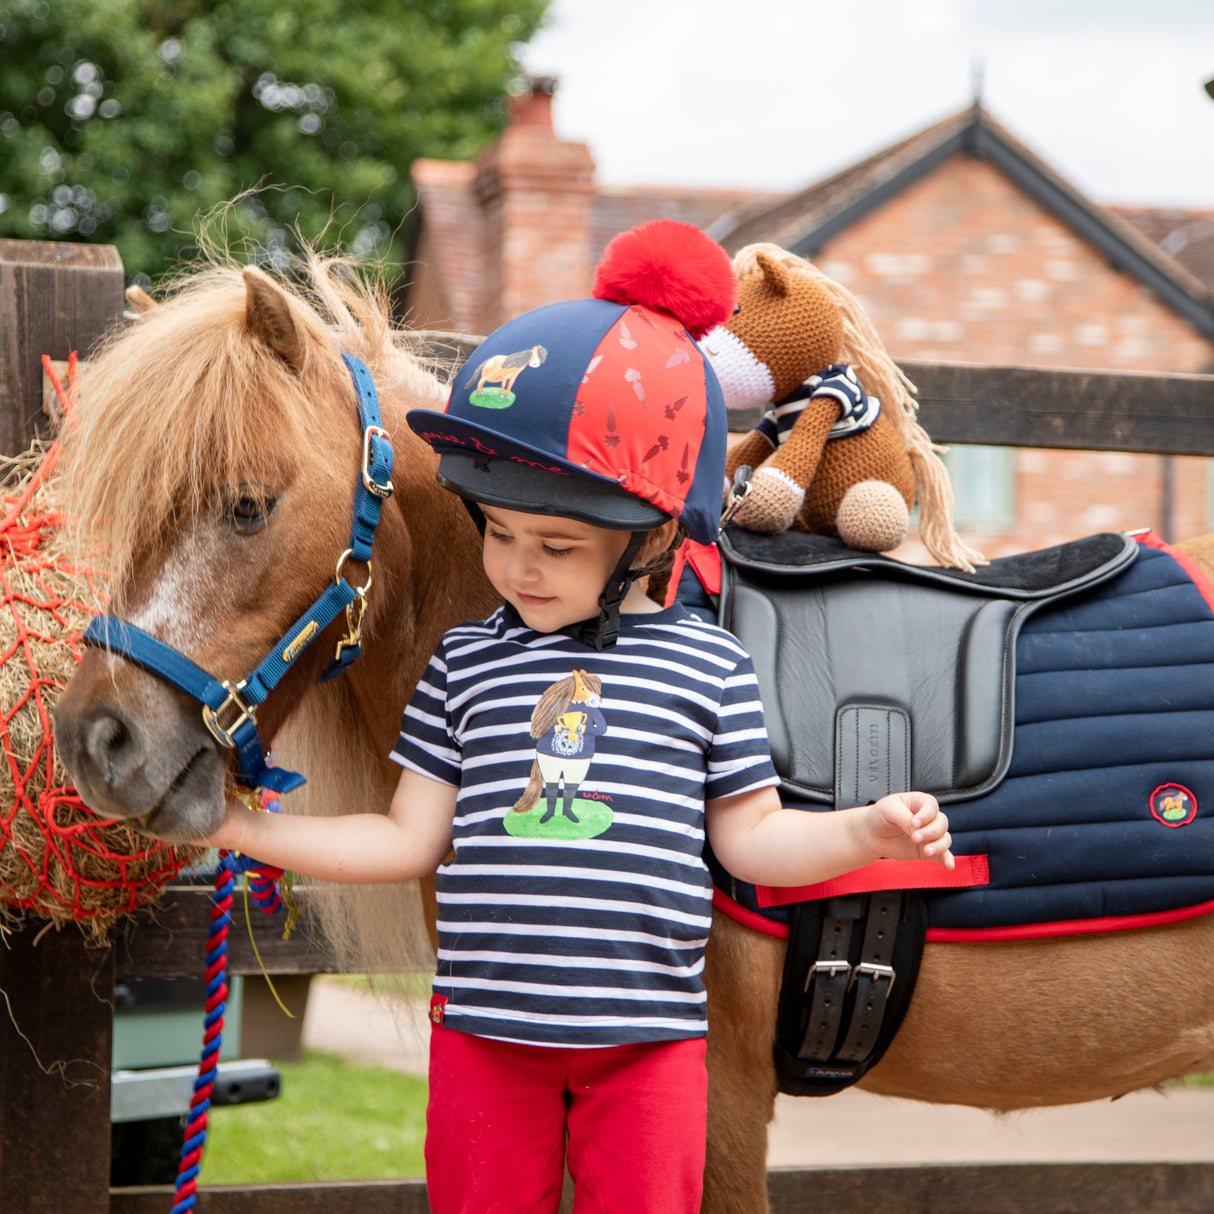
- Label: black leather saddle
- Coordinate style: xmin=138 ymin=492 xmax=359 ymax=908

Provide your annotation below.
xmin=713 ymin=526 xmax=1138 ymax=1094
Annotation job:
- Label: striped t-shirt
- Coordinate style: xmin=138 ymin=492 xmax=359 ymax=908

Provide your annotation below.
xmin=391 ymin=603 xmax=779 ymax=1048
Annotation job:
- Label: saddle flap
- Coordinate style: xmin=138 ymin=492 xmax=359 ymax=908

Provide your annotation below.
xmin=718 ymin=529 xmax=1138 ymax=803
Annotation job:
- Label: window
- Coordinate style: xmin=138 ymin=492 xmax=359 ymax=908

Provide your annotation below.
xmin=935 ymin=444 xmax=1016 ymax=529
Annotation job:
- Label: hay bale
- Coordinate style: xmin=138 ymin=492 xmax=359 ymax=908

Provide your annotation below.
xmin=0 ymin=442 xmax=193 ymax=946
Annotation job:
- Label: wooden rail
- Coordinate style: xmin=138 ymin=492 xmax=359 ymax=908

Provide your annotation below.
xmin=2 ymin=238 xmax=1214 ymax=1213
xmin=98 ymin=1162 xmax=1214 ymax=1214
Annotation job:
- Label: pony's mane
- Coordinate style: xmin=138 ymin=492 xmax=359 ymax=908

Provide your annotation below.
xmin=54 ymin=251 xmax=444 ymax=579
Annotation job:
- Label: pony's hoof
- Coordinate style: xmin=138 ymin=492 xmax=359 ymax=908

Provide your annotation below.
xmin=835 ymin=480 xmax=910 ymax=552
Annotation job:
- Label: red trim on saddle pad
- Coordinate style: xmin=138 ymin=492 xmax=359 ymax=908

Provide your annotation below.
xmin=756 ymin=854 xmax=990 ymax=907
xmin=1138 ymin=530 xmax=1214 ymax=615
xmin=925 ymin=896 xmax=1214 ymax=942
xmin=712 ymin=888 xmax=789 ymax=938
xmin=716 ymin=887 xmax=1214 ymax=944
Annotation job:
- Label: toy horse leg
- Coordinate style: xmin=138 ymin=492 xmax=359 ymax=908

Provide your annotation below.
xmin=702 ymin=910 xmax=784 ymax=1214
xmin=835 ymin=480 xmax=911 ymax=552
xmin=725 ymin=429 xmax=777 ymax=486
xmin=804 ymin=412 xmax=915 ymax=545
xmin=732 ymin=405 xmax=835 ymax=534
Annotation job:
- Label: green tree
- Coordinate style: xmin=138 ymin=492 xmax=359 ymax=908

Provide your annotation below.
xmin=0 ymin=0 xmax=548 ymax=280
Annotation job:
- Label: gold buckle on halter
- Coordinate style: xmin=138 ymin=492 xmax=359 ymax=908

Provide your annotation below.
xmin=333 ymin=550 xmax=375 ymax=661
xmin=203 ymin=680 xmax=257 ymax=749
xmin=361 ymin=425 xmax=394 ymax=499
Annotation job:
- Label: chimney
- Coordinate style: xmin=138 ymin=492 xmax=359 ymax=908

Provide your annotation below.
xmin=474 ymin=75 xmax=597 ymax=330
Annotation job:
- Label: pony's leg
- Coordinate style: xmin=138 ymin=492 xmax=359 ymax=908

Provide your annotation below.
xmin=702 ymin=910 xmax=784 ymax=1214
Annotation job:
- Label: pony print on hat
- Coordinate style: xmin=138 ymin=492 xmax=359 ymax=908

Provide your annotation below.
xmin=507 ymin=669 xmax=613 ymax=840
xmin=469 ymin=344 xmax=548 ymax=408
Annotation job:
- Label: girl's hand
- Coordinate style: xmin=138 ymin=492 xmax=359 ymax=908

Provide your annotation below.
xmin=868 ymin=791 xmax=954 ymax=869
xmin=198 ymin=792 xmax=253 ymax=852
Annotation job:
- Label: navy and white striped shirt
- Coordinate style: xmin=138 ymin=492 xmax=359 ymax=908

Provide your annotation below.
xmin=391 ymin=603 xmax=779 ymax=1047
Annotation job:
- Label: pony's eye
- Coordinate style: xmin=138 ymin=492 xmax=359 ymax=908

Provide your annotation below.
xmin=732 ymin=303 xmax=741 ymax=315
xmin=223 ymin=488 xmax=275 ymax=534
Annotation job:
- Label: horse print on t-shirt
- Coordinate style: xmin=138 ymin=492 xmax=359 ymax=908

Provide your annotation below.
xmin=507 ymin=669 xmax=613 ymax=840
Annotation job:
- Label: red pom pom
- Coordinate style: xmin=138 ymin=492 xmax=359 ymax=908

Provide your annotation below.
xmin=592 ymin=220 xmax=737 ymax=340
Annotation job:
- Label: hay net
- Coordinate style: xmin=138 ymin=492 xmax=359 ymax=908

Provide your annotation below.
xmin=0 ymin=361 xmax=191 ymax=947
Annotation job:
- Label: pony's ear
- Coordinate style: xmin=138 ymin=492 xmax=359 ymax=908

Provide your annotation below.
xmin=754 ymin=249 xmax=791 ymax=298
xmin=125 ymin=284 xmax=158 ymax=315
xmin=242 ymin=266 xmax=304 ymax=368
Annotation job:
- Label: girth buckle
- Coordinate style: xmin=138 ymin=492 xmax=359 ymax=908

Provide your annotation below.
xmin=849 ymin=962 xmax=895 ymax=996
xmin=805 ymin=959 xmax=851 ymax=991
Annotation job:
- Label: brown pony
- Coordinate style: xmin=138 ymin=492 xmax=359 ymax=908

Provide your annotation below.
xmin=52 ymin=254 xmax=1214 ymax=1214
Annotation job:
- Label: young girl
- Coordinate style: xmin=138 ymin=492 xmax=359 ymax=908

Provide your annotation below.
xmin=203 ymin=222 xmax=953 ymax=1213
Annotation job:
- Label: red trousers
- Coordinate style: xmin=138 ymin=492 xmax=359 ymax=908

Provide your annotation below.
xmin=425 ymin=1024 xmax=707 ymax=1213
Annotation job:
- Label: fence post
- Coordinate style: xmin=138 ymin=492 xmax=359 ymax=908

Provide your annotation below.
xmin=0 ymin=930 xmax=117 ymax=1213
xmin=0 ymin=237 xmax=126 ymax=1212
xmin=0 ymin=238 xmax=125 ymax=452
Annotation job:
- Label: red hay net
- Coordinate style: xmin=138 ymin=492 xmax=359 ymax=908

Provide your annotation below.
xmin=0 ymin=355 xmax=192 ymax=945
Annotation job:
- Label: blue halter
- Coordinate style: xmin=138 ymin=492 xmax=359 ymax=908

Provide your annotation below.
xmin=82 ymin=353 xmax=394 ymax=795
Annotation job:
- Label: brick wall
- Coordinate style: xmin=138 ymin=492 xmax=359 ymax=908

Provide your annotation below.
xmin=472 ymin=88 xmax=596 ymax=332
xmin=814 ymin=157 xmax=1214 ymax=558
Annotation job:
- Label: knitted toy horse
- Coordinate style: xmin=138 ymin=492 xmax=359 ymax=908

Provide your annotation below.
xmin=700 ymin=243 xmax=985 ymax=572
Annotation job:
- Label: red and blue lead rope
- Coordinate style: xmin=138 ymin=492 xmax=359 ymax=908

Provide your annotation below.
xmin=170 ymin=845 xmax=283 ymax=1213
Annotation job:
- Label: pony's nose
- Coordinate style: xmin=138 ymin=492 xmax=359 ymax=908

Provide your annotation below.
xmin=80 ymin=707 xmax=148 ymax=793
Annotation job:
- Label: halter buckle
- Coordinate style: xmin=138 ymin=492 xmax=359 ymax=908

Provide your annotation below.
xmin=203 ymin=680 xmax=257 ymax=749
xmin=362 ymin=425 xmax=394 ymax=499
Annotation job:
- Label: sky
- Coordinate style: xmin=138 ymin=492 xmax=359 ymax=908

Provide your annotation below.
xmin=521 ymin=0 xmax=1214 ymax=210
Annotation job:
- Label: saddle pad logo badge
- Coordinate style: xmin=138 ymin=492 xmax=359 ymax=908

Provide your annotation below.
xmin=1149 ymin=783 xmax=1198 ymax=828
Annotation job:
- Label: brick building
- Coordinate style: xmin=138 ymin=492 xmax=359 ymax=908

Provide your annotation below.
xmin=405 ymin=81 xmax=1214 ymax=560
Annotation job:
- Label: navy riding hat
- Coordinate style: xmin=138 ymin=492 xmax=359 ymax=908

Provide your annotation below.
xmin=406 ymin=220 xmax=739 ymax=647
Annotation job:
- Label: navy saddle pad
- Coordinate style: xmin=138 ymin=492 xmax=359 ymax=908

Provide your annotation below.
xmin=692 ymin=530 xmax=1214 ymax=935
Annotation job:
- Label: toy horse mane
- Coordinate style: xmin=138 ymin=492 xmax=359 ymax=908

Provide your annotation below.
xmin=731 ymin=243 xmax=985 ymax=571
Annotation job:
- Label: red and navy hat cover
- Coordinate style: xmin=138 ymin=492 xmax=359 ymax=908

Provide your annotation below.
xmin=406 ymin=296 xmax=729 ymax=545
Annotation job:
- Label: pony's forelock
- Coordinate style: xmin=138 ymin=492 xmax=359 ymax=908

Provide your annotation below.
xmin=53 ymin=254 xmax=441 ymax=579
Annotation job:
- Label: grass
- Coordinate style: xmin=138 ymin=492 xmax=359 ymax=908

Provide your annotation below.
xmin=201 ymin=1049 xmax=428 ymax=1184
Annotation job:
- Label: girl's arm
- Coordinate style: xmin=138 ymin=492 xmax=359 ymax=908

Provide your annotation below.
xmin=201 ymin=766 xmax=457 ymax=885
xmin=706 ymin=785 xmax=953 ymax=888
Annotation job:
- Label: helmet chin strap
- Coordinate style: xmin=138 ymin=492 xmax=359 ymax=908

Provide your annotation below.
xmin=573 ymin=532 xmax=648 ymax=651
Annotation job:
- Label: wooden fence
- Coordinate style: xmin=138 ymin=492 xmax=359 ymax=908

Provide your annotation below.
xmin=2 ymin=236 xmax=1214 ymax=1214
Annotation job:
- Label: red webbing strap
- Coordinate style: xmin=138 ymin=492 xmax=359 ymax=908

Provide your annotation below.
xmin=757 ymin=854 xmax=989 ymax=908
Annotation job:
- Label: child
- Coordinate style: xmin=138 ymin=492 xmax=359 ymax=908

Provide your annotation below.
xmin=203 ymin=221 xmax=953 ymax=1214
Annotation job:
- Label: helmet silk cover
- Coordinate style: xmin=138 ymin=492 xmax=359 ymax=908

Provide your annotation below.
xmin=409 ymin=296 xmax=727 ymax=545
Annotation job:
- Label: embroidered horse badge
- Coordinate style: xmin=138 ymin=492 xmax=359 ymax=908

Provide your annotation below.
xmin=506 ymin=669 xmax=613 ymax=841
xmin=1150 ymin=782 xmax=1198 ymax=828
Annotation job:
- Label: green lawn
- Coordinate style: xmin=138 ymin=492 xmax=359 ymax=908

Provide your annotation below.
xmin=201 ymin=1050 xmax=428 ymax=1184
